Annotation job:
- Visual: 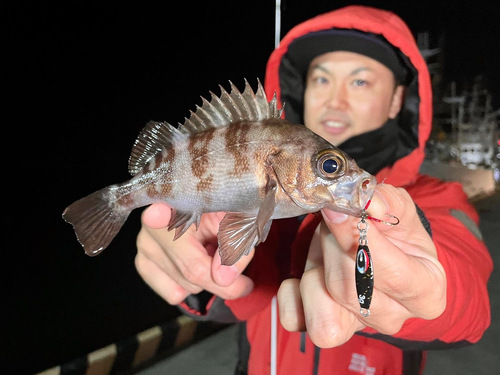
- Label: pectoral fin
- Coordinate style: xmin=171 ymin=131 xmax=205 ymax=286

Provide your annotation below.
xmin=218 ymin=182 xmax=277 ymax=266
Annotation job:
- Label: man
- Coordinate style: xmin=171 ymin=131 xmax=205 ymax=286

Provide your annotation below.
xmin=135 ymin=5 xmax=492 ymax=374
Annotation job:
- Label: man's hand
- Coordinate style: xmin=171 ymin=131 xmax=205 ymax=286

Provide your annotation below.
xmin=135 ymin=204 xmax=254 ymax=305
xmin=277 ymin=184 xmax=446 ymax=348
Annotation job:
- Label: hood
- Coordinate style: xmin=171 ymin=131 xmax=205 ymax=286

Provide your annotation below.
xmin=264 ymin=5 xmax=433 ymax=187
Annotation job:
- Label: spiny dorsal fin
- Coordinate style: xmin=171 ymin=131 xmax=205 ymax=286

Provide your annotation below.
xmin=128 ymin=79 xmax=283 ymax=176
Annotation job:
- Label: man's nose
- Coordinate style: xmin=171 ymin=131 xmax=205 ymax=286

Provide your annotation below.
xmin=326 ymin=84 xmax=348 ymax=110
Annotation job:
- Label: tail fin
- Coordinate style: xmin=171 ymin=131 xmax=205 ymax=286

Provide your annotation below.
xmin=62 ymin=187 xmax=130 ymax=256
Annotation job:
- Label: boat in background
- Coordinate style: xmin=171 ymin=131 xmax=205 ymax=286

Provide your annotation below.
xmin=417 ymin=32 xmax=500 ymax=199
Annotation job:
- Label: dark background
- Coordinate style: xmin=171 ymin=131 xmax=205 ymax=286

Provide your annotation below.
xmin=4 ymin=1 xmax=499 ymax=373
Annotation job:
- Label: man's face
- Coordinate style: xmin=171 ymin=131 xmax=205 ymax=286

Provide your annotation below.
xmin=303 ymin=51 xmax=404 ymax=146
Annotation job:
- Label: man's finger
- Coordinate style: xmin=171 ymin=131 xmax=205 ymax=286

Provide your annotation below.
xmin=159 ymin=228 xmax=254 ymax=299
xmin=142 ymin=203 xmax=172 ymax=229
xmin=209 ymin=274 xmax=255 ymax=300
xmin=139 ymin=225 xmax=254 ymax=301
xmin=212 ymin=247 xmax=255 ymax=286
xmin=300 ymin=267 xmax=363 ymax=348
xmin=141 ymin=208 xmax=255 ymax=301
xmin=277 ymin=278 xmax=305 ymax=332
xmin=135 ymin=251 xmax=190 ymax=305
xmin=137 ymin=227 xmax=204 ymax=295
xmin=304 ymin=224 xmax=324 ymax=271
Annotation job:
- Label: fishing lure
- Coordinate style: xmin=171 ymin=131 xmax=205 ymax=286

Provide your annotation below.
xmin=356 ymin=210 xmax=373 ymax=317
xmin=355 ymin=199 xmax=400 ymax=317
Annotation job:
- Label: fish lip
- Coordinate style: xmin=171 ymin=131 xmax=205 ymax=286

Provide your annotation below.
xmin=326 ymin=173 xmax=377 ymax=216
xmin=360 ymin=175 xmax=378 ymax=210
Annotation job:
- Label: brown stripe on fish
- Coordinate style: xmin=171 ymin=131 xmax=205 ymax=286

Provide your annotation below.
xmin=146 ymin=181 xmax=159 ymax=199
xmin=164 ymin=146 xmax=176 ymax=170
xmin=154 ymin=149 xmax=166 ymax=170
xmin=188 ymin=128 xmax=216 ymax=179
xmin=157 ymin=180 xmax=173 ymax=197
xmin=253 ymin=144 xmax=281 ymax=200
xmin=159 ymin=146 xmax=176 ymax=197
xmin=116 ymin=192 xmax=135 ymax=207
xmin=288 ymin=142 xmax=309 ymax=191
xmin=196 ymin=174 xmax=214 ymax=201
xmin=224 ymin=120 xmax=252 ymax=177
xmin=144 ymin=147 xmax=176 ymax=199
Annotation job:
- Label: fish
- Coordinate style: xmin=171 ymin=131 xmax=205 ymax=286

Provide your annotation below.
xmin=62 ymin=79 xmax=377 ymax=266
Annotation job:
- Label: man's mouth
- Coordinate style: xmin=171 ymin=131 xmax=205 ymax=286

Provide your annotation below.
xmin=325 ymin=120 xmax=346 ymax=128
xmin=323 ymin=120 xmax=349 ymax=134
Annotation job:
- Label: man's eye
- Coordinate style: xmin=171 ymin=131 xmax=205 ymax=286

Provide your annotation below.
xmin=352 ymin=79 xmax=368 ymax=86
xmin=314 ymin=76 xmax=328 ymax=85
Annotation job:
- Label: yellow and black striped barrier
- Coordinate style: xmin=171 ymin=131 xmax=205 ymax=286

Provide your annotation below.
xmin=36 ymin=316 xmax=229 ymax=375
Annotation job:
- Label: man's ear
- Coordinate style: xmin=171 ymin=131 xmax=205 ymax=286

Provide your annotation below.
xmin=388 ymin=85 xmax=405 ymax=119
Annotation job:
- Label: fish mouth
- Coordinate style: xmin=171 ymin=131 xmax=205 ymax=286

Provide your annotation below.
xmin=326 ymin=173 xmax=377 ymax=217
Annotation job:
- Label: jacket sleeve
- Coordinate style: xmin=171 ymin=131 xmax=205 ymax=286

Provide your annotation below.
xmin=360 ymin=176 xmax=493 ymax=350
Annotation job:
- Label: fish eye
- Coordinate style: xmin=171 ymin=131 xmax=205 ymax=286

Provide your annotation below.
xmin=322 ymin=158 xmax=338 ymax=173
xmin=316 ymin=150 xmax=346 ymax=179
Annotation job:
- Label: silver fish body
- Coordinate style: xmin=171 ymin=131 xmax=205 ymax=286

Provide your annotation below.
xmin=63 ymin=80 xmax=376 ymax=265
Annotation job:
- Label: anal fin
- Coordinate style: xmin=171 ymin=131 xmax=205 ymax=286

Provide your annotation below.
xmin=168 ymin=209 xmax=201 ymax=240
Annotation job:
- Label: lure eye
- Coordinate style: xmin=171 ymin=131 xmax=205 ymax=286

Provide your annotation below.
xmin=316 ymin=150 xmax=346 ymax=179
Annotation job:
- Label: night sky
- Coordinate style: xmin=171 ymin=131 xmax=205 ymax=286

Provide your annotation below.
xmin=4 ymin=1 xmax=500 ymax=373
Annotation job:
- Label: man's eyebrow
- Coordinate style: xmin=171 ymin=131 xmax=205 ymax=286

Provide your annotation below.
xmin=308 ymin=65 xmax=373 ymax=76
xmin=350 ymin=67 xmax=372 ymax=75
xmin=309 ymin=64 xmax=330 ymax=75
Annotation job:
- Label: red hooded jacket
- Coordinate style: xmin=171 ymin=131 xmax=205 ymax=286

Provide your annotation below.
xmin=181 ymin=6 xmax=492 ymax=375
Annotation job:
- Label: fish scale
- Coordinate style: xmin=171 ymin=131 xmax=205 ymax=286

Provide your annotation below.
xmin=63 ymin=79 xmax=377 ymax=265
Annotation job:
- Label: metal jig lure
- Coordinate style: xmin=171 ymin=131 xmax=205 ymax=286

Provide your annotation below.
xmin=355 ymin=205 xmax=400 ymax=318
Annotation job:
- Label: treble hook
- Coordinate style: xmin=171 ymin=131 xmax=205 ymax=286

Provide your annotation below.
xmin=363 ymin=197 xmax=400 ymax=226
xmin=366 ymin=214 xmax=400 ymax=226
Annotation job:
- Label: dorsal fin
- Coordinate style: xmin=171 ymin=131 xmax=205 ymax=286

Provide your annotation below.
xmin=128 ymin=120 xmax=185 ymax=176
xmin=128 ymin=79 xmax=283 ymax=176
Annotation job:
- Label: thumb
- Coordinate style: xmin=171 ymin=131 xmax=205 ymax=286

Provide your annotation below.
xmin=141 ymin=203 xmax=172 ymax=229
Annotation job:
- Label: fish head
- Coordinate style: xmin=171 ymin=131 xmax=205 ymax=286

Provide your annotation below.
xmin=272 ymin=143 xmax=376 ymax=217
xmin=314 ymin=148 xmax=377 ymax=216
